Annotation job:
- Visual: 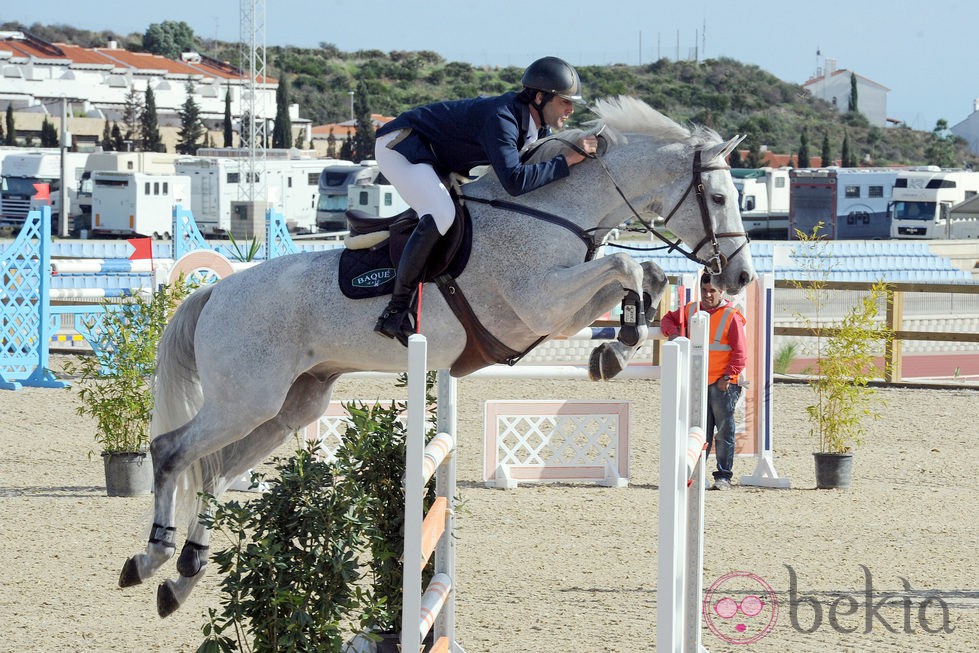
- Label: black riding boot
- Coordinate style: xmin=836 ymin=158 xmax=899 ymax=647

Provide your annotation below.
xmin=374 ymin=214 xmax=442 ymax=345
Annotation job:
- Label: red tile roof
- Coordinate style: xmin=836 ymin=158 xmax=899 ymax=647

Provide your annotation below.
xmin=1 ymin=33 xmax=271 ymax=83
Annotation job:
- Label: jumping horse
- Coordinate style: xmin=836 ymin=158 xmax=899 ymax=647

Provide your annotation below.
xmin=118 ymin=95 xmax=756 ymax=617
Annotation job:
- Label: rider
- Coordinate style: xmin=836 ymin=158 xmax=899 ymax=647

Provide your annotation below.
xmin=372 ymin=56 xmax=599 ymax=344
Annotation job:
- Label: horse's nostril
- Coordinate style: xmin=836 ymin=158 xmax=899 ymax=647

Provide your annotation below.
xmin=739 ymin=271 xmax=753 ymax=287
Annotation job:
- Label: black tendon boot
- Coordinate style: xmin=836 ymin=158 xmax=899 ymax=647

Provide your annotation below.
xmin=374 ymin=214 xmax=442 ymax=345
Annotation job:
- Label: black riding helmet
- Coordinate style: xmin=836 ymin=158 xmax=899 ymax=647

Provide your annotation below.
xmin=521 ymin=56 xmax=585 ymax=111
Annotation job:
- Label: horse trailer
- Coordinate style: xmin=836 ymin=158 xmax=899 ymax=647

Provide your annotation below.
xmin=731 ymin=167 xmax=790 ymax=240
xmin=790 ymin=168 xmax=898 ymax=239
xmin=174 ymin=157 xmax=325 ymax=235
xmin=90 ymin=171 xmax=191 ymax=238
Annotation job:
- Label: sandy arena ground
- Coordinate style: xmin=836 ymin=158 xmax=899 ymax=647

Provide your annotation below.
xmin=1 ymin=359 xmax=977 ymax=653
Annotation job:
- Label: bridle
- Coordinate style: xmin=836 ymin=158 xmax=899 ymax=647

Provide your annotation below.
xmin=461 ymin=134 xmax=750 ymax=275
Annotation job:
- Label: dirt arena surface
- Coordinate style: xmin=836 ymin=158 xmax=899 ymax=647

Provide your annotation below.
xmin=1 ymin=360 xmax=977 ymax=652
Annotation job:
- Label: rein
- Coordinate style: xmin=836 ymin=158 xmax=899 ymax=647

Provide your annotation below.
xmin=555 ymin=136 xmax=749 ymax=275
xmin=456 ymin=194 xmax=603 ymax=261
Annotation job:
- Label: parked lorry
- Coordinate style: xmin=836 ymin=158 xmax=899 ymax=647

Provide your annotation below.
xmin=0 ymin=150 xmax=89 ymax=233
xmin=790 ymin=168 xmax=898 ymax=239
xmin=731 ymin=167 xmax=790 ymax=239
xmin=889 ymin=168 xmax=979 ymax=239
xmin=90 ymin=171 xmax=191 ymax=238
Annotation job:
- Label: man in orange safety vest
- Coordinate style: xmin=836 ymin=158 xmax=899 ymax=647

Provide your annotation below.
xmin=660 ymin=271 xmax=747 ymax=490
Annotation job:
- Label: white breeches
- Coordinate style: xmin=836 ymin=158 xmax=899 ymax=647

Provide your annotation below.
xmin=375 ymin=131 xmax=456 ymax=235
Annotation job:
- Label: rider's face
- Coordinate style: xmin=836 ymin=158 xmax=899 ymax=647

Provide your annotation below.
xmin=537 ymin=94 xmax=575 ymax=130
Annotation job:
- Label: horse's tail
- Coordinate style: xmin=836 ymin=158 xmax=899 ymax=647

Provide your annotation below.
xmin=150 ymin=284 xmax=214 ymax=531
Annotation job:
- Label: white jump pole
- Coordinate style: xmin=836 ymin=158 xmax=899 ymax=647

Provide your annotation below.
xmin=658 ymin=312 xmax=710 ymax=653
xmin=404 ymin=334 xmax=467 ymax=653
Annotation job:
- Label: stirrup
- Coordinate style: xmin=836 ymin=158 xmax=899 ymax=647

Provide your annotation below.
xmin=374 ymin=306 xmax=413 ymax=346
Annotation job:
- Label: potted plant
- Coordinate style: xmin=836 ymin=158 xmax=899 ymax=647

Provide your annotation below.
xmin=790 ymin=226 xmax=891 ymax=489
xmin=63 ymin=281 xmax=188 ymax=496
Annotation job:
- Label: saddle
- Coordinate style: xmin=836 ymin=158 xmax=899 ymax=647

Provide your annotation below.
xmin=338 ymin=191 xmax=526 ymax=377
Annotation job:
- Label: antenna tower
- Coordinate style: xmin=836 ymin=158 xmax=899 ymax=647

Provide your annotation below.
xmin=239 ymin=0 xmax=268 ymax=204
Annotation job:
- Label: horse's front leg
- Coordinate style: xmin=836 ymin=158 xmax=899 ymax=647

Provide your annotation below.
xmin=515 ymin=252 xmax=647 ymax=335
xmin=588 ymin=261 xmax=669 ymax=381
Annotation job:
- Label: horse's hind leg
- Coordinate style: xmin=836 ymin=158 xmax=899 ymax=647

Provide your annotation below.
xmin=590 ymin=262 xmax=668 ymax=380
xmin=155 ymin=373 xmax=337 ymax=618
xmin=119 ymin=396 xmax=281 ymax=593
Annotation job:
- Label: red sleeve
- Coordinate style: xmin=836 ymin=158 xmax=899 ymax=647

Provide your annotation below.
xmin=660 ymin=308 xmax=682 ymax=339
xmin=726 ymin=313 xmax=747 ymax=378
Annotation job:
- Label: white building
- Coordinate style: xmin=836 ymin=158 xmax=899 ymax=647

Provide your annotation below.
xmin=802 ymin=58 xmax=890 ymax=128
xmin=950 ymin=100 xmax=979 ymax=156
xmin=0 ymin=31 xmax=307 ymax=150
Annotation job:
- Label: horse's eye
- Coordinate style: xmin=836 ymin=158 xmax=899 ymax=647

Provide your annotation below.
xmin=711 ymin=193 xmax=725 ymax=205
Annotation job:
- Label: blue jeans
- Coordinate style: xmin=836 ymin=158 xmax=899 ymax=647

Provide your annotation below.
xmin=705 ymin=381 xmax=742 ymax=481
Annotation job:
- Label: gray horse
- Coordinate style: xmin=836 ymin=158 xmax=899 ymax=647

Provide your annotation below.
xmin=119 ymin=95 xmax=755 ymax=617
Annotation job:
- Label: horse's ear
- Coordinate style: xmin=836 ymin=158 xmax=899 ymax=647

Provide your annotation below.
xmin=702 ymin=135 xmax=746 ymax=165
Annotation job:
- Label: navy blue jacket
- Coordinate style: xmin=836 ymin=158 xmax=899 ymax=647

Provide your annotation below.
xmin=376 ymin=92 xmax=570 ymax=196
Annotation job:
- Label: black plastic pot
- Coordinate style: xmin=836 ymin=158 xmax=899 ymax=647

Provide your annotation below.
xmin=813 ymin=451 xmax=854 ymax=489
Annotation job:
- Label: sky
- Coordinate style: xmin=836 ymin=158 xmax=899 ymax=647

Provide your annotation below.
xmin=5 ymin=0 xmax=977 ymax=132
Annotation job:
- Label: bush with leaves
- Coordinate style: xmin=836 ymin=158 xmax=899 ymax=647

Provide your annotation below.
xmin=63 ymin=281 xmax=189 ymax=454
xmin=197 ymin=446 xmax=367 ymax=653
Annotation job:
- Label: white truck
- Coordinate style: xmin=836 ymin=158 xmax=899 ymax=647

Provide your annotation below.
xmin=346 ymin=182 xmax=410 ymax=219
xmin=76 ymin=151 xmax=182 ymax=224
xmin=90 ymin=171 xmax=191 ymax=238
xmin=889 ymin=167 xmax=979 ymax=239
xmin=0 ymin=150 xmax=89 ymax=233
xmin=175 ymin=156 xmax=326 ymax=235
xmin=790 ymin=168 xmax=898 ymax=239
xmin=730 ymin=167 xmax=790 ymax=240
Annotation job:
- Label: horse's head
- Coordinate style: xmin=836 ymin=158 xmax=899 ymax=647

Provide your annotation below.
xmin=590 ymin=96 xmax=757 ymax=294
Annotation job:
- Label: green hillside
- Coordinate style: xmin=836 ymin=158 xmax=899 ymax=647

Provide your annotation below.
xmin=9 ymin=20 xmax=977 ymax=168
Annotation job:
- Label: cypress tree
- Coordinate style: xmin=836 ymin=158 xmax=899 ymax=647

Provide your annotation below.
xmin=223 ymin=88 xmax=233 ymax=147
xmin=841 ymin=130 xmax=853 ymax=167
xmin=848 ymin=73 xmax=859 ymax=114
xmin=122 ymin=86 xmax=142 ymax=146
xmin=111 ymin=122 xmax=126 ymax=151
xmin=272 ymin=71 xmax=293 ymax=149
xmin=820 ymin=131 xmax=832 ymax=167
xmin=176 ymin=81 xmax=204 ymax=155
xmin=101 ymin=118 xmax=114 ymax=151
xmin=797 ymin=127 xmax=810 ymax=168
xmin=40 ymin=116 xmax=59 ymax=147
xmin=350 ymin=80 xmax=375 ymax=162
xmin=5 ymin=105 xmax=15 ymax=145
xmin=141 ymin=83 xmax=163 ymax=152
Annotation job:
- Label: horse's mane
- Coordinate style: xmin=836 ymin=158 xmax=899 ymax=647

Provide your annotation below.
xmin=523 ymin=95 xmax=721 ymax=164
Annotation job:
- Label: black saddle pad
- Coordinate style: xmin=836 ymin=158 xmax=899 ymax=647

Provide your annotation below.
xmin=338 ymin=245 xmax=397 ymax=299
xmin=338 ymin=209 xmax=473 ymax=300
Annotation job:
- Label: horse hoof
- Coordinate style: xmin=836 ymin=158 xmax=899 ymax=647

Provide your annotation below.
xmin=588 ymin=343 xmax=623 ymax=381
xmin=118 ymin=557 xmax=143 ymax=588
xmin=157 ymin=580 xmax=181 ymax=618
xmin=589 ymin=344 xmax=623 ymax=381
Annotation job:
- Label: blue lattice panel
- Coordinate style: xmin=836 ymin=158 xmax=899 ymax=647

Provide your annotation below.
xmin=0 ymin=206 xmax=66 ymax=389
